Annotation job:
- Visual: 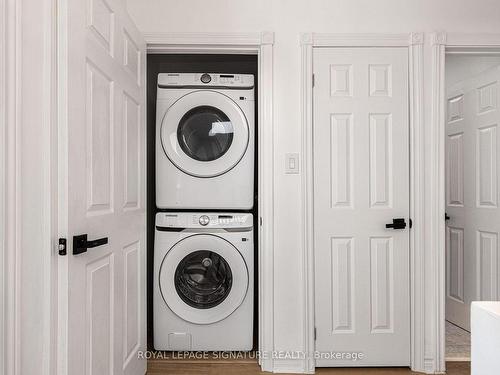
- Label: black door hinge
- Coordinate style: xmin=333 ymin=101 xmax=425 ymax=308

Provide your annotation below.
xmin=314 ymin=327 xmax=317 ymax=340
xmin=409 ymin=218 xmax=413 ymax=228
xmin=312 ymin=74 xmax=315 ymax=88
xmin=58 ymin=238 xmax=67 ymax=256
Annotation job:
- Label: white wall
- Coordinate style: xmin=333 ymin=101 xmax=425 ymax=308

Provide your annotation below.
xmin=125 ymin=0 xmax=500 ymax=371
xmin=446 ymin=54 xmax=500 ymax=87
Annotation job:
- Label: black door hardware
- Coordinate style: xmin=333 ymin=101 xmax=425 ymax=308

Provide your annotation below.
xmin=73 ymin=234 xmax=108 ymax=255
xmin=445 ymin=213 xmax=451 ymax=221
xmin=385 ymin=218 xmax=407 ymax=230
xmin=58 ymin=238 xmax=67 ymax=256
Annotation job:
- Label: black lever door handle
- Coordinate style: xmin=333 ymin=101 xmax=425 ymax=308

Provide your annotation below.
xmin=385 ymin=218 xmax=407 ymax=230
xmin=445 ymin=213 xmax=451 ymax=221
xmin=73 ymin=234 xmax=108 ymax=255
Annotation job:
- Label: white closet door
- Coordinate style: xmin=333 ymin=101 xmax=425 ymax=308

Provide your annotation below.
xmin=313 ymin=47 xmax=410 ymax=367
xmin=446 ymin=66 xmax=500 ymax=331
xmin=59 ymin=0 xmax=146 ymax=374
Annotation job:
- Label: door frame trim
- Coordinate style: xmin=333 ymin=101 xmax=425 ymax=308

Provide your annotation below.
xmin=3 ymin=0 xmax=57 ymax=373
xmin=143 ymin=31 xmax=276 ymax=373
xmin=430 ymin=31 xmax=500 ymax=373
xmin=1 ymin=0 xmax=19 ymax=373
xmin=300 ymin=32 xmax=425 ymax=373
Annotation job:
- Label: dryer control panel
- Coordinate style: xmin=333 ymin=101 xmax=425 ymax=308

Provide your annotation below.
xmin=156 ymin=212 xmax=253 ymax=230
xmin=158 ymin=73 xmax=254 ymax=89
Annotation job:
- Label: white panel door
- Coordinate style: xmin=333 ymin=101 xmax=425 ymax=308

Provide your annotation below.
xmin=59 ymin=0 xmax=146 ymax=374
xmin=446 ymin=66 xmax=500 ymax=331
xmin=313 ymin=48 xmax=410 ymax=367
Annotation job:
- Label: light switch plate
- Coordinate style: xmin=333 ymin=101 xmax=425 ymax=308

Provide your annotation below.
xmin=285 ymin=153 xmax=300 ymax=174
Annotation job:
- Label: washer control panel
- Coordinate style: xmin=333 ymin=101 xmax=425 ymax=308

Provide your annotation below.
xmin=156 ymin=212 xmax=253 ymax=229
xmin=158 ymin=73 xmax=254 ymax=89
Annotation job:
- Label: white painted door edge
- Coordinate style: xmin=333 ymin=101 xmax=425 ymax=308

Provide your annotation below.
xmin=144 ymin=31 xmax=276 ymax=373
xmin=430 ymin=31 xmax=500 ymax=374
xmin=300 ymin=32 xmax=425 ymax=374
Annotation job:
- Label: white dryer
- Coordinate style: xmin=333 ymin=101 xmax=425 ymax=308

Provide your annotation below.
xmin=156 ymin=73 xmax=255 ymax=209
xmin=154 ymin=212 xmax=254 ymax=351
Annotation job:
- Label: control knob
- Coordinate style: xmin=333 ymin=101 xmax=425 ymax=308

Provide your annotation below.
xmin=199 ymin=215 xmax=210 ymax=226
xmin=200 ymin=73 xmax=211 ymax=84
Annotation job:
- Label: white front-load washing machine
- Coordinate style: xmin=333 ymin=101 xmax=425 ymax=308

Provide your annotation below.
xmin=154 ymin=212 xmax=254 ymax=351
xmin=156 ymin=73 xmax=255 ymax=209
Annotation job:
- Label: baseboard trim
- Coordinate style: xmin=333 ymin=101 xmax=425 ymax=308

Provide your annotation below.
xmin=272 ymin=358 xmax=313 ymax=374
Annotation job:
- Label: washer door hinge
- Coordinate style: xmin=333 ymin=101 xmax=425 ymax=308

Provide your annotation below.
xmin=58 ymin=238 xmax=67 ymax=256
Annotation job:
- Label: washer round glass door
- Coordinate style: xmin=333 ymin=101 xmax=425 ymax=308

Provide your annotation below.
xmin=159 ymin=234 xmax=249 ymax=324
xmin=160 ymin=90 xmax=249 ymax=178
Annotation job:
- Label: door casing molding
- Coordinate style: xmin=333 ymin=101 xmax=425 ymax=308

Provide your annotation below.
xmin=3 ymin=0 xmax=21 ymax=374
xmin=143 ymin=32 xmax=276 ymax=373
xmin=300 ymin=32 xmax=425 ymax=373
xmin=3 ymin=0 xmax=57 ymax=373
xmin=429 ymin=31 xmax=500 ymax=374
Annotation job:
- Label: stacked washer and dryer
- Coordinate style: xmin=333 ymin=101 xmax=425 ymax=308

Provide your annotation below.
xmin=154 ymin=73 xmax=256 ymax=351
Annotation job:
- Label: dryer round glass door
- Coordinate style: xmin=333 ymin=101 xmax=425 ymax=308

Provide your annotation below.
xmin=159 ymin=234 xmax=249 ymax=324
xmin=160 ymin=90 xmax=249 ymax=178
xmin=177 ymin=106 xmax=234 ymax=162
